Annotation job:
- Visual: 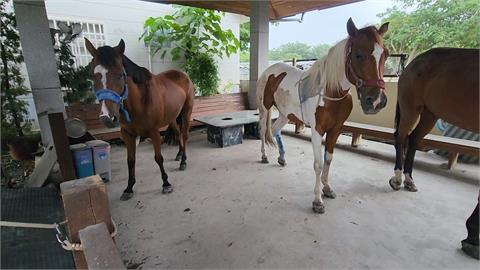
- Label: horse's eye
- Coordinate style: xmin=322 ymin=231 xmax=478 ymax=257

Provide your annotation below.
xmin=356 ymin=54 xmax=364 ymax=60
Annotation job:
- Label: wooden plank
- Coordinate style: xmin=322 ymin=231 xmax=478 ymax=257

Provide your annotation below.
xmin=351 ymin=133 xmax=362 ymax=147
xmin=79 ymin=223 xmax=125 ymax=270
xmin=60 ymin=175 xmax=114 ymax=269
xmin=448 ymin=152 xmax=459 ymax=169
xmin=48 ymin=112 xmax=76 ymax=182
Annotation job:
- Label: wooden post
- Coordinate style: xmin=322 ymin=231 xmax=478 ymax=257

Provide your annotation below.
xmin=447 ymin=152 xmax=459 ymax=170
xmin=351 ymin=133 xmax=362 ymax=147
xmin=79 ymin=223 xmax=125 ymax=269
xmin=292 ymin=57 xmax=297 ymax=67
xmin=60 ymin=175 xmax=114 ymax=269
xmin=48 ymin=112 xmax=76 ymax=181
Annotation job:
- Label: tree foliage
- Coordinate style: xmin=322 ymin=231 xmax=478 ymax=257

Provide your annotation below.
xmin=55 ymin=37 xmax=94 ymax=105
xmin=1 ymin=2 xmax=31 ymax=138
xmin=141 ymin=6 xmax=240 ymax=61
xmin=141 ymin=6 xmax=240 ymax=96
xmin=183 ymin=52 xmax=219 ymax=96
xmin=269 ymin=42 xmax=330 ymax=61
xmin=239 ymin=22 xmax=250 ymax=52
xmin=378 ymin=0 xmax=480 ymax=60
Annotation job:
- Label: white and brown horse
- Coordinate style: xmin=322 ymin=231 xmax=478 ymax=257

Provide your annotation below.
xmin=257 ymin=18 xmax=389 ymax=213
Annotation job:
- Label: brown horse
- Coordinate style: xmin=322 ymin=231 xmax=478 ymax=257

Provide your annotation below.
xmin=85 ymin=38 xmax=194 ymax=200
xmin=388 ymin=48 xmax=479 ymax=258
xmin=257 ymin=18 xmax=389 ymax=213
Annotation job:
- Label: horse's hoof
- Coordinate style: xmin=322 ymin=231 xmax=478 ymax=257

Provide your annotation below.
xmin=162 ymin=185 xmax=173 ymax=194
xmin=120 ymin=192 xmax=134 ymax=201
xmin=389 ymin=177 xmax=402 ymax=191
xmin=179 ymin=163 xmax=187 ymax=171
xmin=461 ymin=239 xmax=480 ymax=260
xmin=404 ymin=180 xmax=418 ymax=192
xmin=175 ymin=154 xmax=182 ymax=161
xmin=277 ymin=157 xmax=286 ymax=166
xmin=312 ymin=201 xmax=325 ymax=214
xmin=261 ymin=157 xmax=269 ymax=164
xmin=322 ymin=187 xmax=336 ymax=199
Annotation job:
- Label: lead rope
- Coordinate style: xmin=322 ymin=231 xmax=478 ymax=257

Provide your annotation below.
xmin=1 ymin=218 xmax=118 ymax=251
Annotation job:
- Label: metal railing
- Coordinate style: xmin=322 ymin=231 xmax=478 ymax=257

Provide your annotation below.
xmin=284 ymin=53 xmax=408 ymax=77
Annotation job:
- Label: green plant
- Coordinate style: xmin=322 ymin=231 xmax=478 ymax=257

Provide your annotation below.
xmin=141 ymin=6 xmax=240 ymax=96
xmin=220 ymin=80 xmax=236 ymax=94
xmin=55 ymin=35 xmax=94 ymax=104
xmin=239 ymin=22 xmax=250 ymax=52
xmin=182 ymin=53 xmax=219 ymax=96
xmin=1 ymin=1 xmax=31 ymax=139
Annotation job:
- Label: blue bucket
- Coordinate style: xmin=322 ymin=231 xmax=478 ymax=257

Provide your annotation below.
xmin=70 ymin=143 xmax=94 ymax=179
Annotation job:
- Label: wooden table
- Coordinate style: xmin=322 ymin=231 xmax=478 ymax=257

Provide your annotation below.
xmin=194 ymin=110 xmax=278 ymax=147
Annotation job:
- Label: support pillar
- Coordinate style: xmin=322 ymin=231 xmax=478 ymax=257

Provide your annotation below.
xmin=13 ymin=0 xmax=66 ymax=147
xmin=248 ymin=0 xmax=269 ymax=109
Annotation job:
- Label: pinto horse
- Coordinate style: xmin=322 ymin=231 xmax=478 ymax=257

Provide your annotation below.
xmin=387 ymin=48 xmax=479 ymax=257
xmin=85 ymin=38 xmax=194 ymax=200
xmin=257 ymin=18 xmax=389 ymax=213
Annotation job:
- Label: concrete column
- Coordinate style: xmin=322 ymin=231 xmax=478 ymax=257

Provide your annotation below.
xmin=248 ymin=0 xmax=269 ymax=109
xmin=13 ymin=0 xmax=65 ymax=147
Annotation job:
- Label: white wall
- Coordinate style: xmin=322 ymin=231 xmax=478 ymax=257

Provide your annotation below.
xmin=45 ymin=0 xmax=245 ymax=90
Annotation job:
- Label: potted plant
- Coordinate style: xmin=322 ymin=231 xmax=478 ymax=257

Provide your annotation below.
xmin=0 ymin=2 xmax=39 ymax=160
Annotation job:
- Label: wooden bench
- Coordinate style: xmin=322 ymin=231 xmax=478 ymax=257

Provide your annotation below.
xmin=341 ymin=121 xmax=480 ymax=169
xmin=191 ymin=92 xmax=249 ymax=126
xmin=66 ymin=104 xmax=121 ymax=141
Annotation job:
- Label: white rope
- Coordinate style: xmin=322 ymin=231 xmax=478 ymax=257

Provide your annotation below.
xmin=2 ymin=218 xmax=118 ymax=251
xmin=0 ymin=220 xmax=67 ymax=229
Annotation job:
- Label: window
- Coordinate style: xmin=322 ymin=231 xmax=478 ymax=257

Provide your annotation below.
xmin=49 ymin=19 xmax=106 ymax=67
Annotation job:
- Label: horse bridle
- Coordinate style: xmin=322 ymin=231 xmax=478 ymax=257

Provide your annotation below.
xmin=345 ymin=39 xmax=386 ymax=90
xmin=94 ymin=70 xmax=132 ymax=123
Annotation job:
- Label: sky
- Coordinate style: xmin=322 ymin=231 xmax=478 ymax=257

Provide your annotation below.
xmin=269 ymin=0 xmax=396 ymax=48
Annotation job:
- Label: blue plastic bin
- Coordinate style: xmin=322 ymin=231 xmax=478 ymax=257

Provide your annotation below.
xmin=70 ymin=143 xmax=94 ymax=178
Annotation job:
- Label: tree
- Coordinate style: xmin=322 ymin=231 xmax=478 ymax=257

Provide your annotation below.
xmin=378 ymin=0 xmax=480 ymax=61
xmin=141 ymin=6 xmax=240 ymax=96
xmin=269 ymin=42 xmax=331 ymax=61
xmin=0 ymin=1 xmax=31 ymax=138
xmin=239 ymin=22 xmax=250 ymax=52
xmin=55 ymin=37 xmax=94 ymax=105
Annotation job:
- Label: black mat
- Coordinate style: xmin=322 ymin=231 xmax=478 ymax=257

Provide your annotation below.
xmin=1 ymin=187 xmax=75 ymax=269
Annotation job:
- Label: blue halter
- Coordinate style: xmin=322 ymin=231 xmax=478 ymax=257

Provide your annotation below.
xmin=95 ymin=71 xmax=131 ymax=123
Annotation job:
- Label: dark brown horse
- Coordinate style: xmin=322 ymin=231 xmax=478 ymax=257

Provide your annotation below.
xmin=388 ymin=48 xmax=479 ymax=258
xmin=85 ymin=38 xmax=194 ymax=200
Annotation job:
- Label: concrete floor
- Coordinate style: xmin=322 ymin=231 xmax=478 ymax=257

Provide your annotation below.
xmin=107 ymin=127 xmax=479 ymax=269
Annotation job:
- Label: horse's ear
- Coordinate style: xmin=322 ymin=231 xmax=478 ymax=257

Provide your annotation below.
xmin=378 ymin=22 xmax=389 ymax=36
xmin=84 ymin=38 xmax=97 ymax=56
xmin=347 ymin=18 xmax=358 ymax=37
xmin=115 ymin=39 xmax=125 ymax=55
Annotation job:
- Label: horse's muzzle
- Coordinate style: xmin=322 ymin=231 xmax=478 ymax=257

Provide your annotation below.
xmin=360 ymin=90 xmax=387 ymax=115
xmin=100 ymin=115 xmax=119 ymax=128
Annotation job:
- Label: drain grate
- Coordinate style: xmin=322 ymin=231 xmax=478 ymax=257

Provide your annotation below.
xmin=1 ymin=187 xmax=75 ymax=269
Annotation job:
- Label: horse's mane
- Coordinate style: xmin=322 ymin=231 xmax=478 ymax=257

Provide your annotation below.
xmin=305 ymin=26 xmax=381 ymax=96
xmin=122 ymin=56 xmax=152 ymax=85
xmin=305 ymin=38 xmax=349 ymax=94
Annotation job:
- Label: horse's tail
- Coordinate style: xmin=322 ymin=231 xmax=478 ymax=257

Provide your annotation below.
xmin=265 ymin=108 xmax=276 ymax=147
xmin=394 ymin=101 xmax=400 ymax=137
